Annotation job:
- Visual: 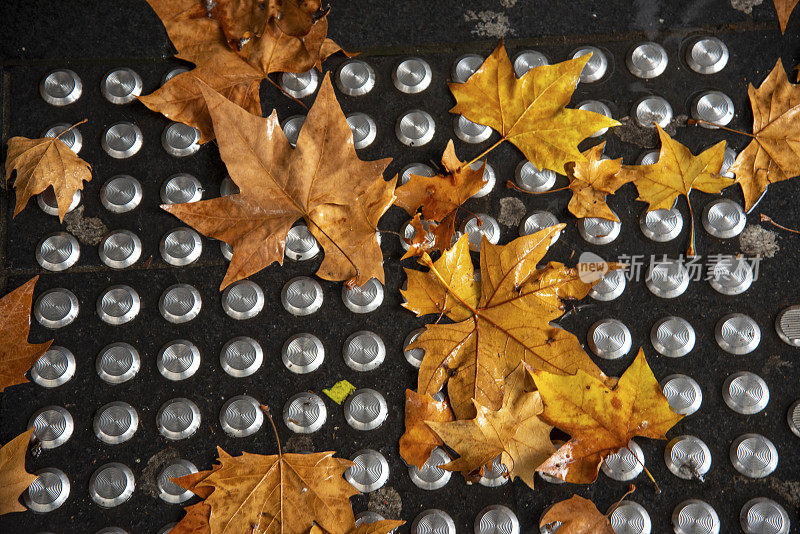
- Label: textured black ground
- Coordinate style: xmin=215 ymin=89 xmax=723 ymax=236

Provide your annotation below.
xmin=1 ymin=1 xmax=800 ymax=533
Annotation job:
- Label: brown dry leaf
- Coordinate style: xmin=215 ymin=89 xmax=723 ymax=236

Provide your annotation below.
xmin=5 ymin=128 xmax=92 ymax=221
xmin=533 ymin=348 xmax=683 ymax=484
xmin=0 ymin=428 xmax=36 ymax=516
xmin=729 ymin=59 xmax=800 ymax=211
xmin=450 ymin=41 xmax=619 ymax=174
xmin=0 ymin=277 xmax=53 ymax=393
xmin=540 ymin=495 xmax=614 ymax=534
xmin=399 ymin=389 xmax=456 ymax=470
xmin=168 ymin=503 xmax=211 ymax=534
xmin=163 ymin=75 xmax=394 ymax=289
xmin=144 ymin=0 xmax=229 ymax=64
xmin=426 ymin=364 xmax=555 ymax=490
xmin=309 ymin=521 xmax=405 ymax=534
xmin=194 ymin=449 xmax=358 ymax=534
xmin=211 ymin=0 xmax=322 ymax=47
xmin=402 ymin=226 xmax=608 ymax=420
xmin=774 ymin=0 xmax=799 ymax=32
xmin=566 ymin=142 xmax=630 ymax=222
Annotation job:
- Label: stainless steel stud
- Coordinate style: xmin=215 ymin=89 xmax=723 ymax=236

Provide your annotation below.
xmin=343 ymin=331 xmax=386 ymax=371
xmin=347 ymin=112 xmax=377 ymax=149
xmin=25 ymin=468 xmax=70 ymax=513
xmin=280 ymin=69 xmax=319 ymax=98
xmin=282 ymin=276 xmax=324 ymax=316
xmin=651 ymin=316 xmax=695 ymax=357
xmin=577 ymin=100 xmax=613 ymax=136
xmin=337 ymin=60 xmax=376 ymax=96
xmin=475 ymin=505 xmax=519 ymax=534
xmin=344 ymin=389 xmax=388 ymax=431
xmin=158 ymin=340 xmax=201 ymax=381
xmin=284 ymin=392 xmax=326 ymax=433
xmin=102 ymin=122 xmax=143 ymax=158
xmin=515 ymin=160 xmax=556 ymax=192
xmin=723 ymin=371 xmax=769 ymax=414
xmin=513 ymin=50 xmax=548 ymax=77
xmin=99 ymin=230 xmax=142 ymax=269
xmin=686 ymin=37 xmax=729 ymax=74
xmin=715 ymin=313 xmax=760 ymax=355
xmin=722 ymin=147 xmax=737 ymax=178
xmin=97 ymin=342 xmax=140 ymax=385
xmin=161 ymin=173 xmax=203 ymax=204
xmin=157 ymin=460 xmax=197 ymax=504
xmin=399 ymin=162 xmax=435 ymax=186
xmin=220 ymin=241 xmax=233 ymax=261
xmin=282 ymin=333 xmax=324 ymax=374
xmin=730 ymin=433 xmax=777 ymax=478
xmin=100 ymin=175 xmax=142 ymax=213
xmin=356 ymin=511 xmax=386 ymax=526
xmin=220 ymin=176 xmax=239 ymax=196
xmin=157 ymin=398 xmax=201 ymax=440
xmin=162 ymin=66 xmax=189 ymax=84
xmin=29 ymin=406 xmax=74 ymax=449
xmin=778 ymin=305 xmax=800 ymax=347
xmin=162 ymin=122 xmax=200 ymax=157
xmin=97 ymin=285 xmax=140 ymax=325
xmin=220 ymin=395 xmax=263 ymax=437
xmin=463 ymin=214 xmax=500 ymax=252
xmin=590 ymin=269 xmax=627 ymax=302
xmin=101 ymin=68 xmax=142 ymax=104
xmin=646 ymin=258 xmax=689 ymax=298
xmin=519 ymin=211 xmax=560 ymax=236
xmin=470 ymin=161 xmax=496 ymax=197
xmin=572 ymin=46 xmax=607 ymax=83
xmin=627 ymin=42 xmax=668 ymax=78
xmin=633 ymin=96 xmax=673 ymax=128
xmin=578 ymin=214 xmax=621 ymax=244
xmin=692 ymin=91 xmax=734 ymax=128
xmin=159 ymin=284 xmax=202 ymax=324
xmin=639 ymin=209 xmax=683 ymax=242
xmin=40 ymin=70 xmax=82 ymax=106
xmin=454 ymin=115 xmax=492 ymax=144
xmin=35 ymin=288 xmax=79 ymax=329
xmin=709 ymin=255 xmax=753 ymax=295
xmin=403 ymin=328 xmax=425 ymax=368
xmin=89 ymin=463 xmax=135 ymax=508
xmin=478 ymin=455 xmax=509 ymax=487
xmin=94 ymin=401 xmax=138 ymax=445
xmin=452 ymin=54 xmax=484 ymax=83
xmin=161 ymin=227 xmax=203 ymax=266
xmin=346 ymin=449 xmax=389 ymax=492
xmin=222 ymin=280 xmax=265 ymax=320
xmin=284 ymin=225 xmax=319 ymax=261
xmin=660 ymin=374 xmax=702 ymax=415
xmin=342 ymin=278 xmax=384 ymax=313
xmin=665 ymin=435 xmax=712 ymax=480
xmin=394 ymin=58 xmax=432 ymax=93
xmin=412 ymin=510 xmax=456 ymax=534
xmin=43 ymin=123 xmax=82 ymax=153
xmin=740 ymin=497 xmax=790 ymax=534
xmin=703 ymin=199 xmax=745 ymax=238
xmin=401 ymin=217 xmax=435 ymax=252
xmin=221 ymin=337 xmax=263 ymax=378
xmin=638 ymin=150 xmax=659 ymax=165
xmin=587 ymin=318 xmax=632 ymax=359
xmin=608 ymin=501 xmax=651 ymax=534
xmin=672 ymin=499 xmax=720 ymax=534
xmin=37 ymin=232 xmax=80 ymax=271
xmin=601 ymin=440 xmax=644 ymax=481
xmin=408 ymin=447 xmax=451 ymax=490
xmin=32 ymin=346 xmax=76 ymax=388
xmin=396 ymin=110 xmax=435 ymax=146
xmin=37 ymin=187 xmax=81 ymax=217
xmin=282 ymin=115 xmax=305 ymax=147
xmin=788 ymin=400 xmax=800 ymax=437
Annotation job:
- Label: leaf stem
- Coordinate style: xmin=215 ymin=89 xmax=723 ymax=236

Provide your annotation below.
xmin=261 ymin=404 xmax=282 ymax=456
xmin=506 ymin=181 xmax=570 ymax=194
xmin=625 ymin=446 xmax=660 ymax=494
xmin=459 ymin=138 xmax=505 ymax=171
xmin=686 ymin=199 xmax=696 ymax=257
xmin=760 ymin=213 xmax=800 ymax=234
xmin=55 ymin=119 xmax=88 ymax=140
xmin=687 ymin=118 xmax=755 ymax=138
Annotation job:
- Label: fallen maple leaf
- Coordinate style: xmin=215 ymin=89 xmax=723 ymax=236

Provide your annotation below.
xmin=167 ymin=447 xmax=234 ymax=534
xmin=163 ymin=75 xmax=394 ymax=289
xmin=729 ymin=59 xmax=800 ymax=211
xmin=533 ymin=348 xmax=683 ymax=484
xmin=144 ymin=0 xmax=229 ymax=64
xmin=399 ymin=389 xmax=456 ymax=469
xmin=4 ymin=124 xmax=92 ymax=222
xmin=0 ymin=428 xmax=36 ymax=516
xmin=402 ymin=226 xmax=608 ymax=420
xmin=210 ymin=0 xmax=322 ymax=48
xmin=426 ymin=363 xmax=555 ymax=489
xmin=565 ymin=142 xmax=631 ymax=222
xmin=540 ymin=495 xmax=614 ymax=534
xmin=0 ymin=277 xmax=53 ymax=393
xmin=623 ymin=125 xmax=730 ymax=255
xmin=774 ymin=0 xmax=799 ymax=32
xmin=449 ymin=41 xmax=619 ymax=174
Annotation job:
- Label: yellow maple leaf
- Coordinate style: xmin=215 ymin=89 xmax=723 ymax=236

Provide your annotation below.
xmin=566 ymin=141 xmax=631 ymax=222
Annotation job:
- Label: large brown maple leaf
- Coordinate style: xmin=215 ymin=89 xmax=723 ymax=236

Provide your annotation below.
xmin=0 ymin=428 xmax=36 ymax=516
xmin=540 ymin=495 xmax=615 ymax=534
xmin=0 ymin=277 xmax=53 ymax=393
xmin=163 ymin=75 xmax=394 ymax=289
xmin=402 ymin=226 xmax=608 ymax=420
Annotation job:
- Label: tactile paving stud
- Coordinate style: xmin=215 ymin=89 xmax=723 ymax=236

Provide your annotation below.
xmin=572 ymin=46 xmax=608 ymax=83
xmin=730 ymin=433 xmax=778 ymax=478
xmin=342 ymin=278 xmax=384 ymax=313
xmin=454 ymin=115 xmax=492 ymax=144
xmin=160 ymin=227 xmax=202 ymax=266
xmin=102 ymin=122 xmax=143 ymax=158
xmin=282 ymin=276 xmax=324 ymax=316
xmin=40 ymin=69 xmax=82 ymax=106
xmin=159 ymin=284 xmax=202 ymax=324
xmin=788 ymin=400 xmax=800 ymax=437
xmin=515 ymin=160 xmax=556 ymax=192
xmin=346 ymin=112 xmax=377 ymax=149
xmin=102 ymin=68 xmax=142 ymax=104
xmin=220 ymin=175 xmax=239 ymax=197
xmin=513 ymin=50 xmax=549 ymax=77
xmin=577 ymin=100 xmax=613 ymax=137
xmin=157 ymin=460 xmax=197 ymax=504
xmin=99 ymin=230 xmax=142 ymax=269
xmin=220 ymin=395 xmax=263 ymax=437
xmin=396 ymin=109 xmax=436 ymax=147
xmin=158 ymin=340 xmax=201 ymax=381
xmin=394 ymin=58 xmax=432 ymax=93
xmin=356 ymin=511 xmax=386 ymax=526
xmin=343 ymin=331 xmax=386 ymax=371
xmin=24 ymin=468 xmax=70 ymax=513
xmin=474 ymin=505 xmax=519 ymax=534
xmin=692 ymin=91 xmax=734 ymax=128
xmin=97 ymin=285 xmax=140 ymax=325
xmin=344 ymin=388 xmax=388 ymax=431
xmin=578 ymin=214 xmax=621 ymax=245
xmin=776 ymin=305 xmax=800 ymax=347
xmin=346 ymin=450 xmax=389 ymax=492
xmin=463 ymin=214 xmax=500 ymax=252
xmin=672 ymin=500 xmax=720 ymax=534
xmin=723 ymin=371 xmax=769 ymax=414
xmin=412 ymin=509 xmax=456 ymax=534
xmin=96 ymin=342 xmax=140 ymax=385
xmin=161 ymin=173 xmax=203 ymax=204
xmin=709 ymin=256 xmax=753 ymax=295
xmin=721 ymin=147 xmax=737 ymax=178
xmin=646 ymin=258 xmax=690 ymax=298
xmin=96 ymin=529 xmax=127 ymax=534
xmin=590 ymin=269 xmax=627 ymax=302
xmin=703 ymin=198 xmax=745 ymax=238
xmin=639 ymin=208 xmax=683 ymax=242
xmin=157 ymin=398 xmax=201 ymax=440
xmin=220 ymin=241 xmax=233 ymax=261
xmin=665 ymin=436 xmax=712 ymax=481
xmin=403 ymin=328 xmax=425 ymax=368
xmin=408 ymin=447 xmax=451 ymax=490
xmin=602 ymin=440 xmax=644 ymax=481
xmin=89 ymin=463 xmax=135 ymax=508
xmin=519 ymin=210 xmax=560 ymax=236
xmin=100 ymin=175 xmax=142 ymax=213
xmin=43 ymin=123 xmax=83 ymax=153
xmin=686 ymin=37 xmax=729 ymax=74
xmin=37 ymin=232 xmax=80 ymax=271
xmin=29 ymin=406 xmax=74 ymax=449
xmin=32 ymin=346 xmax=76 ymax=388
xmin=715 ymin=313 xmax=760 ymax=355
xmin=470 ymin=161 xmax=496 ymax=197
xmin=162 ymin=122 xmax=200 ymax=157
xmin=221 ymin=337 xmax=263 ymax=378
xmin=539 ymin=515 xmax=561 ymax=534
xmin=38 ymin=187 xmax=80 ymax=216
xmin=633 ymin=96 xmax=673 ymax=128
xmin=660 ymin=374 xmax=702 ymax=416
xmin=284 ymin=392 xmax=326 ymax=433
xmin=222 ymin=280 xmax=265 ymax=320
xmin=284 ymin=224 xmax=319 ymax=261
xmin=608 ymin=501 xmax=651 ymax=534
xmin=627 ymin=42 xmax=668 ymax=78
xmin=282 ymin=333 xmax=325 ymax=374
xmin=479 ymin=455 xmax=509 ymax=487
xmin=162 ymin=66 xmax=189 ymax=84
xmin=740 ymin=498 xmax=790 ymax=534
xmin=637 ymin=150 xmax=660 ymax=165
xmin=337 ymin=59 xmax=376 ymax=96
xmin=452 ymin=53 xmax=485 ymax=83
xmin=588 ymin=319 xmax=632 ymax=360
xmin=651 ymin=316 xmax=695 ymax=357
xmin=282 ymin=115 xmax=305 ymax=146
xmin=34 ymin=288 xmax=79 ymax=329
xmin=401 ymin=218 xmax=435 ymax=252
xmin=94 ymin=401 xmax=138 ymax=445
xmin=279 ymin=69 xmax=319 ymax=98
xmin=399 ymin=162 xmax=435 ymax=186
